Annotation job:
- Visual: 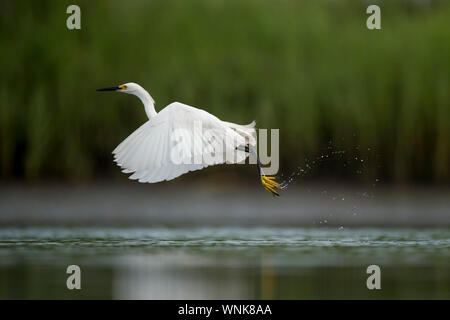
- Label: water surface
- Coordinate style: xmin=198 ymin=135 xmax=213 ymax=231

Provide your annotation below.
xmin=0 ymin=227 xmax=448 ymax=299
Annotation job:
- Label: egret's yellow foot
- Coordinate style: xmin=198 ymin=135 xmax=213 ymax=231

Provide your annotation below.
xmin=261 ymin=175 xmax=281 ymax=196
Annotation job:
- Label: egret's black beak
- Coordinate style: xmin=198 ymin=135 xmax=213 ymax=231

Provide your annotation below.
xmin=97 ymin=86 xmax=120 ymax=92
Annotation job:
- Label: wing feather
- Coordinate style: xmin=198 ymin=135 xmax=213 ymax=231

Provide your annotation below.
xmin=113 ymin=102 xmax=254 ymax=183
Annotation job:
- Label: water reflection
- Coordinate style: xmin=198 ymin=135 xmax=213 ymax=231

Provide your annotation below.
xmin=113 ymin=253 xmax=256 ymax=299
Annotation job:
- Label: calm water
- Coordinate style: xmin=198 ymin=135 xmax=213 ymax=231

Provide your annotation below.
xmin=0 ymin=227 xmax=448 ymax=299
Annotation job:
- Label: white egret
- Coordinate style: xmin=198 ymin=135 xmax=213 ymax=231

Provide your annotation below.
xmin=97 ymin=82 xmax=281 ymax=196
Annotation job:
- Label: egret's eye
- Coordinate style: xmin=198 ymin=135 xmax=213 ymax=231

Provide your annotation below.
xmin=118 ymin=85 xmax=127 ymax=90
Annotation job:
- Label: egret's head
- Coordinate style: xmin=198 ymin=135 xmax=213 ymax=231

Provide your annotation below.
xmin=97 ymin=82 xmax=155 ymax=109
xmin=97 ymin=82 xmax=142 ymax=94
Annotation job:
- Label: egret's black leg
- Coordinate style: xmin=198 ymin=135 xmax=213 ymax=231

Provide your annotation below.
xmin=238 ymin=145 xmax=280 ymax=196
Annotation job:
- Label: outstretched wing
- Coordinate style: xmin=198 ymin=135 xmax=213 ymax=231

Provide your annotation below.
xmin=112 ymin=102 xmax=253 ymax=183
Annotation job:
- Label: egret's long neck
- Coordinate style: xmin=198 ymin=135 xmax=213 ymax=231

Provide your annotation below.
xmin=134 ymin=87 xmax=156 ymax=119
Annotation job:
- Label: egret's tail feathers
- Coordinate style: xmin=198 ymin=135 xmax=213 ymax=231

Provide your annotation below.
xmin=243 ymin=120 xmax=256 ymax=128
xmin=261 ymin=175 xmax=281 ymax=196
xmin=222 ymin=120 xmax=257 ymax=146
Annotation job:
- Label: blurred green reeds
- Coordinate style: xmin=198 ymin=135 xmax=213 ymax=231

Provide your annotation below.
xmin=0 ymin=0 xmax=448 ymax=183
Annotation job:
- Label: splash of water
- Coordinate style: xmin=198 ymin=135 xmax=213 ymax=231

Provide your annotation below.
xmin=278 ymin=142 xmax=380 ymax=192
xmin=279 ymin=148 xmax=347 ymax=190
xmin=277 ymin=142 xmax=383 ymax=227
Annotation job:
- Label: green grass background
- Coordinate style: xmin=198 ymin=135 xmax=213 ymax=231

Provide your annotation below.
xmin=0 ymin=0 xmax=448 ymax=183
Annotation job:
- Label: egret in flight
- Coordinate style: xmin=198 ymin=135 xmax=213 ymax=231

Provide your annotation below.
xmin=97 ymin=82 xmax=281 ymax=196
